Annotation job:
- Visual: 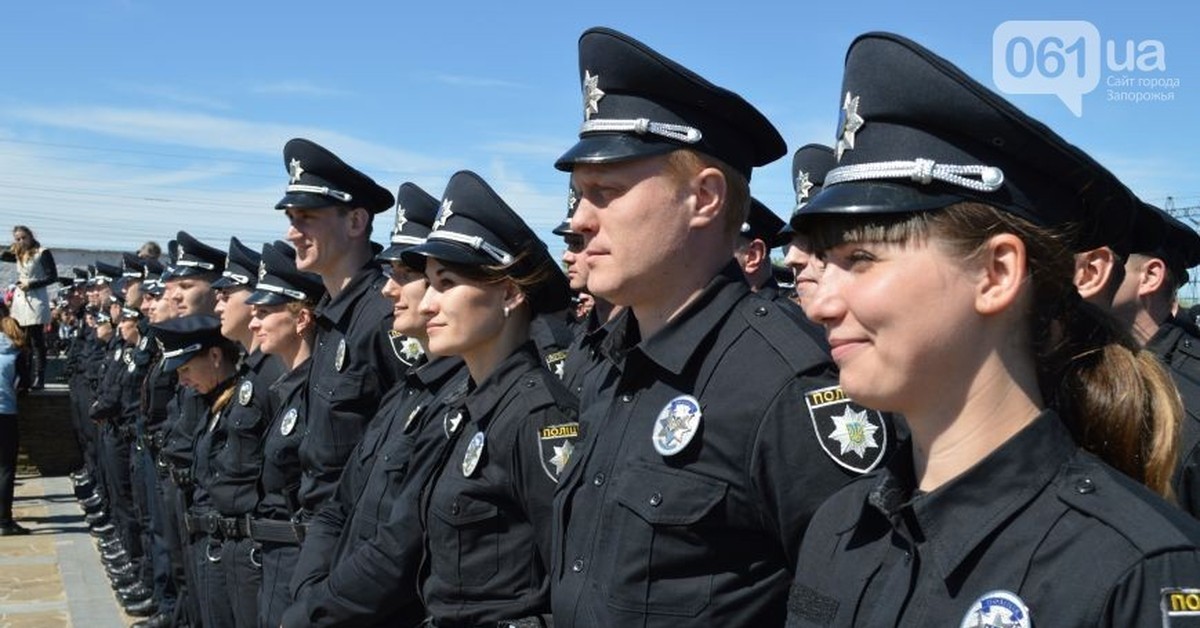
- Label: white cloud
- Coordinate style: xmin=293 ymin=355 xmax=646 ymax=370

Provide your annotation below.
xmin=428 ymin=73 xmax=525 ymax=89
xmin=105 ymin=81 xmax=232 ymax=111
xmin=250 ymin=80 xmax=351 ymax=98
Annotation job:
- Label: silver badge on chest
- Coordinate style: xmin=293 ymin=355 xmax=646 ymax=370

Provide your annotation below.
xmin=334 ymin=338 xmax=347 ymax=372
xmin=238 ymin=380 xmax=253 ymax=406
xmin=280 ymin=408 xmax=298 ymax=436
xmin=462 ymin=431 xmax=486 ymax=477
xmin=443 ymin=410 xmax=463 ymax=438
xmin=652 ymin=395 xmax=702 ymax=457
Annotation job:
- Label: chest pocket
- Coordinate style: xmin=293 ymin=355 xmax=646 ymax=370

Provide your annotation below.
xmin=607 ymin=463 xmax=728 ymax=617
xmin=429 ymin=493 xmax=502 ymax=588
xmin=313 ymin=371 xmax=368 ymax=413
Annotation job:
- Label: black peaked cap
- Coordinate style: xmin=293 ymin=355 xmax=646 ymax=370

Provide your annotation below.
xmin=171 ymin=231 xmax=226 ymax=279
xmin=741 ymin=198 xmax=787 ymax=249
xmin=211 ymin=237 xmax=262 ymax=290
xmin=151 ymin=315 xmax=224 ymax=372
xmin=555 ymin=27 xmax=786 ymax=179
xmin=275 ymin=138 xmax=394 ymax=213
xmin=379 ymin=182 xmax=441 ymax=261
xmin=403 ymin=170 xmax=571 ymax=314
xmin=796 ymin=32 xmax=1134 ymax=253
xmin=245 ymin=242 xmax=325 ymax=306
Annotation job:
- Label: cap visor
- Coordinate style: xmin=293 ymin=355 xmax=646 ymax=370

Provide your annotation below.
xmin=162 ymin=352 xmax=198 ymax=373
xmin=791 ymin=182 xmax=965 ymax=229
xmin=209 ymin=276 xmax=236 ymax=289
xmin=166 ymin=267 xmax=218 ymax=280
xmin=401 ymin=240 xmax=492 ymax=272
xmin=555 ymin=134 xmax=678 ymax=171
xmin=244 ymin=290 xmax=292 ymax=306
xmin=377 ymin=243 xmax=414 ymax=262
xmin=551 ymin=221 xmax=574 ymax=236
xmin=275 ymin=193 xmax=341 ymax=210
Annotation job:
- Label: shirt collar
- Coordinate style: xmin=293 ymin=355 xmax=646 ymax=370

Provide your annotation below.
xmin=463 ymin=342 xmax=541 ymax=428
xmin=316 ymin=262 xmax=384 ymax=323
xmin=867 ymin=411 xmax=1077 ymax=581
xmin=602 ymin=262 xmax=749 ymax=376
xmin=416 ymin=355 xmax=466 ymax=389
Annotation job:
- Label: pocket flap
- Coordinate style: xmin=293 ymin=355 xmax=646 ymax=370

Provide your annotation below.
xmin=615 ymin=464 xmax=727 ymax=525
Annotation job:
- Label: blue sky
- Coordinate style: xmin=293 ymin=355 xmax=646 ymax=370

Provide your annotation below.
xmin=1 ymin=0 xmax=1195 ymax=261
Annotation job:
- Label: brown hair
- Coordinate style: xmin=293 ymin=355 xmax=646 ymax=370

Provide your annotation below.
xmin=10 ymin=225 xmax=40 ymax=263
xmin=664 ymin=150 xmax=750 ymax=238
xmin=807 ymin=202 xmax=1181 ymax=499
xmin=1 ymin=317 xmax=26 ymax=349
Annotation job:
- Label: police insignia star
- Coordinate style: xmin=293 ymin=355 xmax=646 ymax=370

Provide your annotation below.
xmin=394 ymin=204 xmax=408 ymax=233
xmin=389 ymin=331 xmax=424 ymax=366
xmin=538 ymin=422 xmax=579 ymax=482
xmin=960 ymin=590 xmax=1030 ymax=628
xmin=288 ymin=157 xmax=305 ymax=184
xmin=835 ymin=91 xmax=865 ymax=161
xmin=582 ymin=70 xmax=605 ymax=120
xmin=652 ymin=395 xmax=702 ymax=457
xmin=258 ymin=260 xmax=267 ymax=282
xmin=804 ymin=384 xmax=887 ymax=473
xmin=432 ymin=199 xmax=453 ymax=231
xmin=444 ymin=410 xmax=464 ymax=438
xmin=462 ymin=431 xmax=486 ymax=477
xmin=238 ymin=380 xmax=253 ymax=406
xmin=795 ymin=171 xmax=814 ymax=207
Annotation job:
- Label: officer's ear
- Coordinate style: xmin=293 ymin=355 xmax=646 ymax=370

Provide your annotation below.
xmin=343 ymin=206 xmax=371 ymax=239
xmin=294 ymin=306 xmax=315 ymax=336
xmin=974 ymin=233 xmax=1026 ymax=316
xmin=1137 ymin=256 xmax=1168 ymax=296
xmin=501 ymin=280 xmax=526 ymax=317
xmin=1073 ymin=246 xmax=1121 ymax=307
xmin=689 ymin=166 xmax=727 ymax=230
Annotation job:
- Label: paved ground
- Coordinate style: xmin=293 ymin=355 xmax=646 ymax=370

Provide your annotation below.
xmin=1 ymin=473 xmax=132 ymax=628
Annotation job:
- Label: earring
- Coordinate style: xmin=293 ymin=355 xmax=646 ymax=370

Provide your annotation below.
xmin=503 ymin=305 xmax=510 ymax=319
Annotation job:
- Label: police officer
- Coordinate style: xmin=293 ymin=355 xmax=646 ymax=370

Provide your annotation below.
xmin=734 ymin=197 xmax=788 ymax=298
xmin=273 ymin=138 xmax=406 ymax=519
xmin=1110 ymin=201 xmax=1200 ymax=515
xmin=402 ymin=170 xmax=578 ymax=627
xmin=205 ymin=237 xmax=286 ymax=627
xmin=156 ymin=231 xmax=225 ymax=627
xmin=242 ymin=241 xmax=324 ymax=628
xmin=553 ymin=187 xmax=621 ymax=398
xmin=781 ymin=144 xmax=838 ymax=315
xmin=551 ymin=27 xmax=890 ymax=626
xmin=283 ymin=182 xmax=468 ymax=627
xmin=786 ymin=32 xmax=1200 ymax=627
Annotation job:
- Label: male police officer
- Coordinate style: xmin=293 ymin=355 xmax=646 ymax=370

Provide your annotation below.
xmin=274 ymin=138 xmax=406 ymax=518
xmin=550 ymin=27 xmax=889 ymax=626
xmin=734 ymin=197 xmax=788 ymax=299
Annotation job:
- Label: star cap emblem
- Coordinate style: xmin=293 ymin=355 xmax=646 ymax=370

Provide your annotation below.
xmin=393 ymin=204 xmax=408 ymax=235
xmin=795 ymin=171 xmax=814 ymax=207
xmin=258 ymin=260 xmax=267 ymax=282
xmin=836 ymin=91 xmax=865 ymax=161
xmin=567 ymin=186 xmax=579 ymax=215
xmin=582 ymin=70 xmax=605 ymax=121
xmin=288 ymin=157 xmax=305 ymax=184
xmin=432 ymin=199 xmax=454 ymax=231
xmin=826 ymin=406 xmax=880 ymax=458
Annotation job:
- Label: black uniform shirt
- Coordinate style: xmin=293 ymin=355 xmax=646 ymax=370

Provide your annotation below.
xmin=208 ymin=350 xmax=286 ymax=516
xmin=284 ymin=356 xmax=468 ymax=628
xmin=257 ymin=359 xmax=311 ymax=521
xmin=116 ymin=336 xmax=154 ymax=431
xmin=160 ymin=387 xmax=205 ymax=476
xmin=190 ymin=380 xmax=231 ymax=511
xmin=551 ymin=263 xmax=888 ymax=628
xmin=529 ymin=312 xmax=575 ymax=379
xmin=89 ymin=338 xmax=130 ymax=423
xmin=1148 ymin=316 xmax=1200 ymax=517
xmin=138 ymin=337 xmax=174 ymax=439
xmin=787 ymin=412 xmax=1200 ymax=628
xmin=298 ymin=263 xmax=404 ymax=513
xmin=420 ymin=343 xmax=580 ymax=626
xmin=559 ymin=307 xmax=613 ymax=401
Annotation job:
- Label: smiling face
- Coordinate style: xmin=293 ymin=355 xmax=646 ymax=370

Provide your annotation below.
xmin=382 ymin=261 xmax=431 ymax=337
xmin=806 ymin=234 xmax=982 ymax=414
xmin=418 ymin=258 xmax=509 ymax=359
xmin=284 ymin=206 xmax=354 ymax=275
xmin=249 ymin=303 xmax=303 ymax=356
xmin=784 ymin=232 xmax=823 ymax=315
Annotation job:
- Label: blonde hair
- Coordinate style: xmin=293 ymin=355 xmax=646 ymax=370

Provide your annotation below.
xmin=807 ymin=202 xmax=1181 ymax=499
xmin=1 ymin=317 xmax=26 ymax=349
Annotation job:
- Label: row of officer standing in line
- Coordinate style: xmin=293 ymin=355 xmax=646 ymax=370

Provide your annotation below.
xmin=59 ymin=22 xmax=1200 ymax=628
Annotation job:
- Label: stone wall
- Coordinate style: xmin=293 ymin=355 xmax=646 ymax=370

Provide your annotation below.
xmin=15 ymin=384 xmax=81 ymax=476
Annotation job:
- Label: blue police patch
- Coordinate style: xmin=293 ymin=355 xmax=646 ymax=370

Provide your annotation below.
xmin=652 ymin=395 xmax=701 ymax=457
xmin=960 ymin=590 xmax=1030 ymax=628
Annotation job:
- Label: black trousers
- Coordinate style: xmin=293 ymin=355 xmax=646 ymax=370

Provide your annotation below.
xmin=0 ymin=414 xmax=18 ymax=523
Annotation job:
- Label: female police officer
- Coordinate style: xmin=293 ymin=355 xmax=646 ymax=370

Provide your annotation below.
xmin=401 ymin=171 xmax=577 ymax=627
xmin=785 ymin=33 xmax=1200 ymax=627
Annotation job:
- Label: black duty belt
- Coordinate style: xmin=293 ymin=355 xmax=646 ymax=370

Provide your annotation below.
xmin=184 ymin=513 xmax=249 ymax=540
xmin=426 ymin=617 xmax=548 ymax=628
xmin=245 ymin=515 xmax=307 ymax=545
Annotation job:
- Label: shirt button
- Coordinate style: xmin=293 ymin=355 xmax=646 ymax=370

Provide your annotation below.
xmin=592 ymin=473 xmax=605 ymax=486
xmin=383 ymin=454 xmax=391 ymax=462
xmin=1075 ymin=477 xmax=1096 ymax=494
xmin=451 ymin=502 xmax=460 ymax=515
xmin=903 ymin=551 xmax=912 ymax=564
xmin=754 ymin=306 xmax=768 ymax=317
xmin=572 ymin=558 xmax=585 ymax=572
xmin=649 ymin=492 xmax=662 ymax=507
xmin=525 ymin=380 xmax=536 ymax=388
xmin=620 ymin=394 xmax=633 ymax=403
